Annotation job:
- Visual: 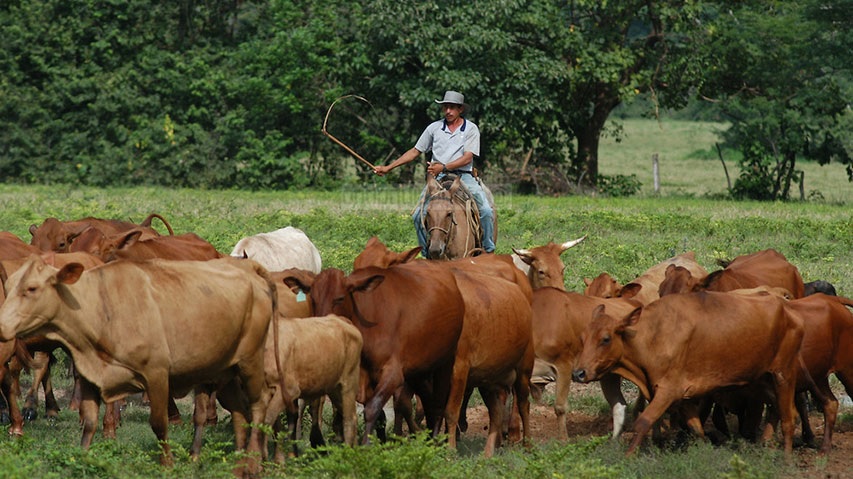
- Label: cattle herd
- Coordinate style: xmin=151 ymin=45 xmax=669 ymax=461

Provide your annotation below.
xmin=0 ymin=214 xmax=851 ymax=477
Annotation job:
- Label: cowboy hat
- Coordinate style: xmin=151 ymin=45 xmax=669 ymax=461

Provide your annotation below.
xmin=435 ymin=90 xmax=465 ymax=106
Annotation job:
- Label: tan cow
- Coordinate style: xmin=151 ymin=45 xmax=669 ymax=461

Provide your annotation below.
xmin=262 ymin=313 xmax=362 ymax=462
xmin=0 ymin=251 xmax=107 ymax=436
xmin=0 ymin=256 xmax=275 ymax=476
xmin=572 ymin=291 xmax=805 ymax=455
xmin=531 ymin=287 xmax=641 ymax=440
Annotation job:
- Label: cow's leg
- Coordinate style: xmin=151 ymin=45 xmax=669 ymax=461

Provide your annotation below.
xmin=443 ymin=358 xmax=471 ymax=450
xmin=427 ymin=362 xmax=455 ymax=436
xmin=22 ymin=352 xmax=52 ymax=421
xmin=308 ymin=397 xmax=327 ymax=448
xmin=102 ymin=400 xmax=118 ymax=439
xmin=600 ymin=373 xmax=628 ymax=438
xmin=362 ymin=368 xmax=404 ymax=444
xmin=42 ymin=359 xmax=61 ymax=421
xmin=233 ymin=355 xmax=269 ymax=478
xmin=189 ymin=387 xmax=211 ymax=460
xmin=69 ymin=372 xmax=82 ymax=412
xmin=628 ymin=388 xmax=678 ymax=455
xmin=206 ymin=391 xmax=218 ymax=426
xmin=5 ymin=359 xmax=24 ymax=436
xmin=510 ymin=357 xmax=533 ymax=447
xmin=479 ymin=386 xmax=505 ymax=458
xmin=145 ymin=378 xmax=173 ymax=467
xmin=393 ymin=386 xmax=419 ymax=436
xmin=167 ymin=397 xmax=182 ymax=424
xmin=552 ymin=361 xmax=573 ymax=439
xmin=78 ymin=378 xmax=101 ymax=450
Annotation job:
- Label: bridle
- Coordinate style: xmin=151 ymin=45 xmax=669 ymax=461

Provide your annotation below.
xmin=425 ymin=193 xmax=457 ymax=246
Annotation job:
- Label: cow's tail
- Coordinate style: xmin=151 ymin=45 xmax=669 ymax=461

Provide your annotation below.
xmin=256 ymin=261 xmax=290 ymax=421
xmin=140 ymin=213 xmax=175 ymax=236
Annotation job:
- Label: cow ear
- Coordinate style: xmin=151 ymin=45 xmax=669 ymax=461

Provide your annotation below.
xmin=56 ymin=263 xmax=84 ymax=285
xmin=350 ymin=274 xmax=385 ymax=293
xmin=620 ymin=283 xmax=642 ymax=299
xmin=280 ymin=268 xmax=314 ymax=294
xmin=512 ymin=248 xmax=534 ymax=266
xmin=616 ymin=306 xmax=642 ymax=337
xmin=401 ymin=247 xmax=421 ymax=264
xmin=116 ymin=230 xmax=144 ymax=250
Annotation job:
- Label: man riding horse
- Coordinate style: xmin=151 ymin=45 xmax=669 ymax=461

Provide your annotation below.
xmin=373 ymin=90 xmax=496 ymax=257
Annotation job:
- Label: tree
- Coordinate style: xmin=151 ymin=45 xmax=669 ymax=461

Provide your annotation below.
xmin=698 ymin=1 xmax=852 ymax=200
xmin=345 ymin=0 xmax=709 ymax=190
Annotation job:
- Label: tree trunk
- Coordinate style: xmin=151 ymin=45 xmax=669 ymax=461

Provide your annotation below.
xmin=573 ymin=96 xmax=620 ymax=190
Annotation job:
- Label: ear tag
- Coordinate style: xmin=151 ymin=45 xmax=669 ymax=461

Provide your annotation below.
xmin=296 ymin=291 xmax=307 ymax=302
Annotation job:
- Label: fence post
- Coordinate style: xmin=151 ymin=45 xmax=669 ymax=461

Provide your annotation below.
xmin=653 ymin=153 xmax=660 ymax=194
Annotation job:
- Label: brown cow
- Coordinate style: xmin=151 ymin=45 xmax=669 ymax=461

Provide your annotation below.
xmin=0 ymin=256 xmax=275 ymax=475
xmin=98 ymin=230 xmax=222 ymax=263
xmin=0 ymin=232 xmax=41 ymax=259
xmin=759 ymin=293 xmax=853 ymax=453
xmin=352 ymin=236 xmax=533 ymax=440
xmin=572 ymin=291 xmax=805 ymax=455
xmin=442 ymin=269 xmax=534 ymax=457
xmin=700 ymin=249 xmax=805 ymax=299
xmin=282 ymin=262 xmax=465 ymax=444
xmin=584 ymin=251 xmax=708 ymax=305
xmin=531 ymin=287 xmax=641 ymax=440
xmin=28 ymin=214 xmax=173 ymax=253
xmin=511 ymin=236 xmax=586 ymax=290
xmin=261 ymin=313 xmax=362 ymax=462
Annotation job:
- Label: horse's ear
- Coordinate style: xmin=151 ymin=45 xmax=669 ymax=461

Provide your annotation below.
xmin=448 ymin=176 xmax=463 ymax=195
xmin=426 ymin=175 xmax=442 ymax=195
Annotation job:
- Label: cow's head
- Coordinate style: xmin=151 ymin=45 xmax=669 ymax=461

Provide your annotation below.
xmin=29 ymin=218 xmax=85 ymax=253
xmin=513 ymin=236 xmax=585 ymax=290
xmin=572 ymin=304 xmax=641 ymax=384
xmin=0 ymin=255 xmax=83 ymax=340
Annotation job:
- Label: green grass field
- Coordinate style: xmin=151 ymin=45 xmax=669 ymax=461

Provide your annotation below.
xmin=598 ymin=118 xmax=853 ymax=204
xmin=0 ymin=119 xmax=851 ymax=478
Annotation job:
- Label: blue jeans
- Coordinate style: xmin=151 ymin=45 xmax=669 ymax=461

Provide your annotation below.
xmin=413 ymin=173 xmax=496 ymax=256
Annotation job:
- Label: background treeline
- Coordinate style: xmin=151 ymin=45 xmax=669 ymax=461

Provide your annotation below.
xmin=1 ymin=0 xmax=850 ymax=199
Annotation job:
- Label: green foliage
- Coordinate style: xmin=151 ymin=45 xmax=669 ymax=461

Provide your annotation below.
xmin=698 ymin=1 xmax=853 ymax=200
xmin=596 ymin=174 xmax=642 ymax=197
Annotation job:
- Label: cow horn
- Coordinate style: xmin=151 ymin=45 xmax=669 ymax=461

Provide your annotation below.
xmin=561 ymin=235 xmax=587 ymax=251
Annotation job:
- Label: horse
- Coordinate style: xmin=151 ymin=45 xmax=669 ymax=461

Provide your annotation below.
xmin=421 ymin=174 xmax=495 ymax=260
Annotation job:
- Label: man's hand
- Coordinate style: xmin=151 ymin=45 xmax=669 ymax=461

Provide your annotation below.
xmin=427 ymin=162 xmax=446 ymax=177
xmin=373 ymin=165 xmax=392 ymax=176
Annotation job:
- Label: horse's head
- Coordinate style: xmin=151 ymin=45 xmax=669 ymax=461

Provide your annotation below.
xmin=424 ymin=176 xmax=457 ymax=260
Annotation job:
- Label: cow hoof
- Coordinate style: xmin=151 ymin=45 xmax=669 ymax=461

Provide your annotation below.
xmin=23 ymin=408 xmax=37 ymax=422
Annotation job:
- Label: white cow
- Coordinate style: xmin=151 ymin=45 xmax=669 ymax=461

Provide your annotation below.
xmin=230 ymin=226 xmax=322 ymax=273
